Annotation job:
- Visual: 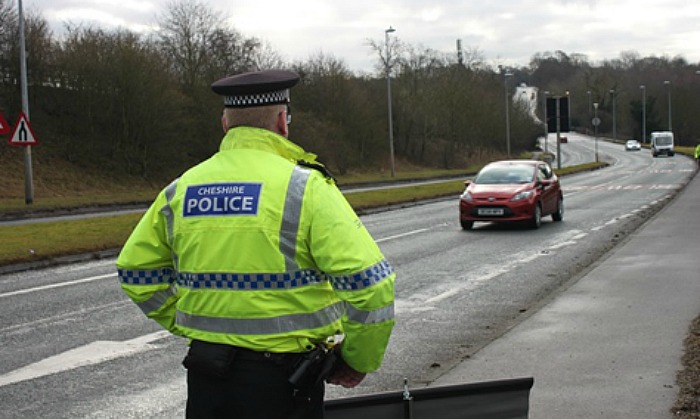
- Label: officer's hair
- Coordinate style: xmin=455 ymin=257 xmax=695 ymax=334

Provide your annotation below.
xmin=225 ymin=105 xmax=285 ymax=131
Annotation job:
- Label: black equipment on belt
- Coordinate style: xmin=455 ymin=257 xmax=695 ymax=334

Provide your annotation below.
xmin=288 ymin=345 xmax=337 ymax=390
xmin=182 ymin=340 xmax=338 ymax=391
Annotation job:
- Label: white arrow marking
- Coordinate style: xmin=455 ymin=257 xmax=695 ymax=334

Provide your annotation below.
xmin=0 ymin=331 xmax=171 ymax=387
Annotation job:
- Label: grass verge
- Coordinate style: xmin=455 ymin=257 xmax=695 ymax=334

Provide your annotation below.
xmin=0 ymin=214 xmax=143 ymax=266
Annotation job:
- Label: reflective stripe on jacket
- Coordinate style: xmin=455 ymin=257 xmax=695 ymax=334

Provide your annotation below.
xmin=117 ymin=126 xmax=395 ymax=373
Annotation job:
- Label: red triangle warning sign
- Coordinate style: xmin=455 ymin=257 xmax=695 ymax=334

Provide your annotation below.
xmin=0 ymin=112 xmax=10 ymax=135
xmin=7 ymin=112 xmax=39 ymax=146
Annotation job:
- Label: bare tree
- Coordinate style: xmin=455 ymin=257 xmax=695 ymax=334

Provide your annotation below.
xmin=367 ymin=35 xmax=402 ymax=77
xmin=205 ymin=28 xmax=260 ymax=78
xmin=0 ymin=0 xmax=17 ymax=48
xmin=156 ymin=0 xmax=264 ymax=88
xmin=156 ymin=0 xmax=226 ymax=91
xmin=250 ymin=40 xmax=286 ymax=71
xmin=0 ymin=0 xmax=18 ymax=112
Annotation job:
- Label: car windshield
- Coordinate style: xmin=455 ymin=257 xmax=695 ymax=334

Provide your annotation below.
xmin=474 ymin=165 xmax=534 ymax=184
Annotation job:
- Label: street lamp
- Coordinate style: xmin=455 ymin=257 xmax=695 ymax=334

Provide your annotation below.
xmin=385 ymin=26 xmax=396 ymax=177
xmin=542 ymin=90 xmax=549 ymax=153
xmin=586 ymin=90 xmax=591 ymax=134
xmin=565 ymin=91 xmax=571 ymax=131
xmin=610 ymin=89 xmax=616 ymax=141
xmin=18 ymin=0 xmax=34 ymax=204
xmin=664 ymin=80 xmax=672 ymax=131
xmin=593 ymin=102 xmax=599 ymax=162
xmin=640 ymin=85 xmax=646 ymax=143
xmin=504 ymin=71 xmax=513 ymax=157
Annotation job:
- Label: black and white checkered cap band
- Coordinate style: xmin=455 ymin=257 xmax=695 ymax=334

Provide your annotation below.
xmin=224 ymin=89 xmax=289 ymax=107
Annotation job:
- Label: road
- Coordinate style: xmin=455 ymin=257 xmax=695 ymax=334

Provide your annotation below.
xmin=0 ymin=134 xmax=695 ymax=417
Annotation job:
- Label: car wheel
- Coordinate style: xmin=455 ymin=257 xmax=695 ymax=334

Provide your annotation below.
xmin=460 ymin=220 xmax=473 ymax=230
xmin=529 ymin=204 xmax=542 ymax=229
xmin=552 ymin=196 xmax=564 ymax=222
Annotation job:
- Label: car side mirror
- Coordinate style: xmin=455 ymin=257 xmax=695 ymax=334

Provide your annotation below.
xmin=464 ymin=179 xmax=472 ymax=186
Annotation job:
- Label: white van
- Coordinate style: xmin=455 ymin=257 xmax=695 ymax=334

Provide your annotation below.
xmin=650 ymin=131 xmax=674 ymax=157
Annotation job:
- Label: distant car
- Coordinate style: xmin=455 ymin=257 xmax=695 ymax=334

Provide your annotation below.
xmin=625 ymin=139 xmax=641 ymax=151
xmin=559 ymin=136 xmax=568 ymax=143
xmin=459 ymin=160 xmax=563 ymax=230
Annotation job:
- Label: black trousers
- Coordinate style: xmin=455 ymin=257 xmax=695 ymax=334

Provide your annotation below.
xmin=185 ymin=357 xmax=325 ymax=419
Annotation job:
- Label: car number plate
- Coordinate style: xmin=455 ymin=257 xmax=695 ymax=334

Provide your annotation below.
xmin=478 ymin=208 xmax=504 ymax=216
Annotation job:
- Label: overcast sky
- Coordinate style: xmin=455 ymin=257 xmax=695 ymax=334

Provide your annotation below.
xmin=23 ymin=0 xmax=700 ymax=74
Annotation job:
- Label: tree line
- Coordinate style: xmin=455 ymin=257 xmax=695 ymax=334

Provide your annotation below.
xmin=1 ymin=0 xmax=699 ymax=183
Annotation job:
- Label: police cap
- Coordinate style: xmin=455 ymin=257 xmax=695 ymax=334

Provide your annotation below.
xmin=211 ymin=69 xmax=300 ymax=108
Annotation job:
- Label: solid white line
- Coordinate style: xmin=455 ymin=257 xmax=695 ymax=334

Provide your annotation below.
xmin=0 ymin=273 xmax=115 ymax=299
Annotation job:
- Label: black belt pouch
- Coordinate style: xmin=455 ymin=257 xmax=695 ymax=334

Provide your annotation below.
xmin=182 ymin=340 xmax=237 ymax=378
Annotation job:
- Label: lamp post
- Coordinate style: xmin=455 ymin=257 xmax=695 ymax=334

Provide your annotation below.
xmin=586 ymin=90 xmax=591 ymax=114
xmin=640 ymin=85 xmax=646 ymax=143
xmin=664 ymin=80 xmax=672 ymax=131
xmin=610 ymin=89 xmax=616 ymax=141
xmin=586 ymin=90 xmax=591 ymax=134
xmin=565 ymin=91 xmax=571 ymax=131
xmin=542 ymin=90 xmax=549 ymax=153
xmin=593 ymin=102 xmax=599 ymax=162
xmin=384 ymin=26 xmax=396 ymax=177
xmin=504 ymin=71 xmax=513 ymax=157
xmin=18 ymin=0 xmax=34 ymax=204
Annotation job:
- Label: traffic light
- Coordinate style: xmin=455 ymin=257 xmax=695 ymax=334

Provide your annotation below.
xmin=546 ymin=97 xmax=570 ymax=132
xmin=559 ymin=97 xmax=569 ymax=132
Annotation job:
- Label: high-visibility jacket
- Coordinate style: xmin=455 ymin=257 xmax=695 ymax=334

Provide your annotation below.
xmin=695 ymin=144 xmax=700 ymax=159
xmin=117 ymin=126 xmax=395 ymax=373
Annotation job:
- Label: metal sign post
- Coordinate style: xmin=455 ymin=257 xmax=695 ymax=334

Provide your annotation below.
xmin=18 ymin=0 xmax=34 ymax=204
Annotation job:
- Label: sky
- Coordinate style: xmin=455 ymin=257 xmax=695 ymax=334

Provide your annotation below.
xmin=22 ymin=0 xmax=700 ymax=74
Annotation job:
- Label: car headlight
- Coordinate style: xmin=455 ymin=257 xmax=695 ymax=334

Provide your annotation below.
xmin=511 ymin=190 xmax=535 ymax=202
xmin=460 ymin=191 xmax=473 ymax=202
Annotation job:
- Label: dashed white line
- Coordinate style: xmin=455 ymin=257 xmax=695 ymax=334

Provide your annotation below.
xmin=376 ymin=228 xmax=430 ymax=243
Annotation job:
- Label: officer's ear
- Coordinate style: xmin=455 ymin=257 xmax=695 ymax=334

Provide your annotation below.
xmin=221 ymin=109 xmax=229 ymax=133
xmin=276 ymin=106 xmax=289 ymax=138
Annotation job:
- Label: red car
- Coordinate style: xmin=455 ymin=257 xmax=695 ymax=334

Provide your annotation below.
xmin=459 ymin=160 xmax=563 ymax=230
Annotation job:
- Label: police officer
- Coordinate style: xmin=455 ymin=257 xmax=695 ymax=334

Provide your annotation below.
xmin=117 ymin=69 xmax=396 ymax=418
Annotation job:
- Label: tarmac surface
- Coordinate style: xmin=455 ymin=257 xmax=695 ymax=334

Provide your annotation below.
xmin=431 ymin=170 xmax=700 ymax=418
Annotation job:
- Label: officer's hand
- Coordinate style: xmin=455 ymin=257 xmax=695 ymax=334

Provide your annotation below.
xmin=326 ymin=360 xmax=366 ymax=388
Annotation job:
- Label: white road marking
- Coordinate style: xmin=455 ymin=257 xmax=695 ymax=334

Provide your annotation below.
xmin=376 ymin=228 xmax=430 ymax=242
xmin=0 ymin=229 xmax=436 ymax=388
xmin=0 ymin=331 xmax=171 ymax=387
xmin=0 ymin=273 xmax=115 ymax=299
xmin=413 ymin=229 xmax=591 ymax=307
xmin=426 ymin=269 xmax=508 ymax=304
